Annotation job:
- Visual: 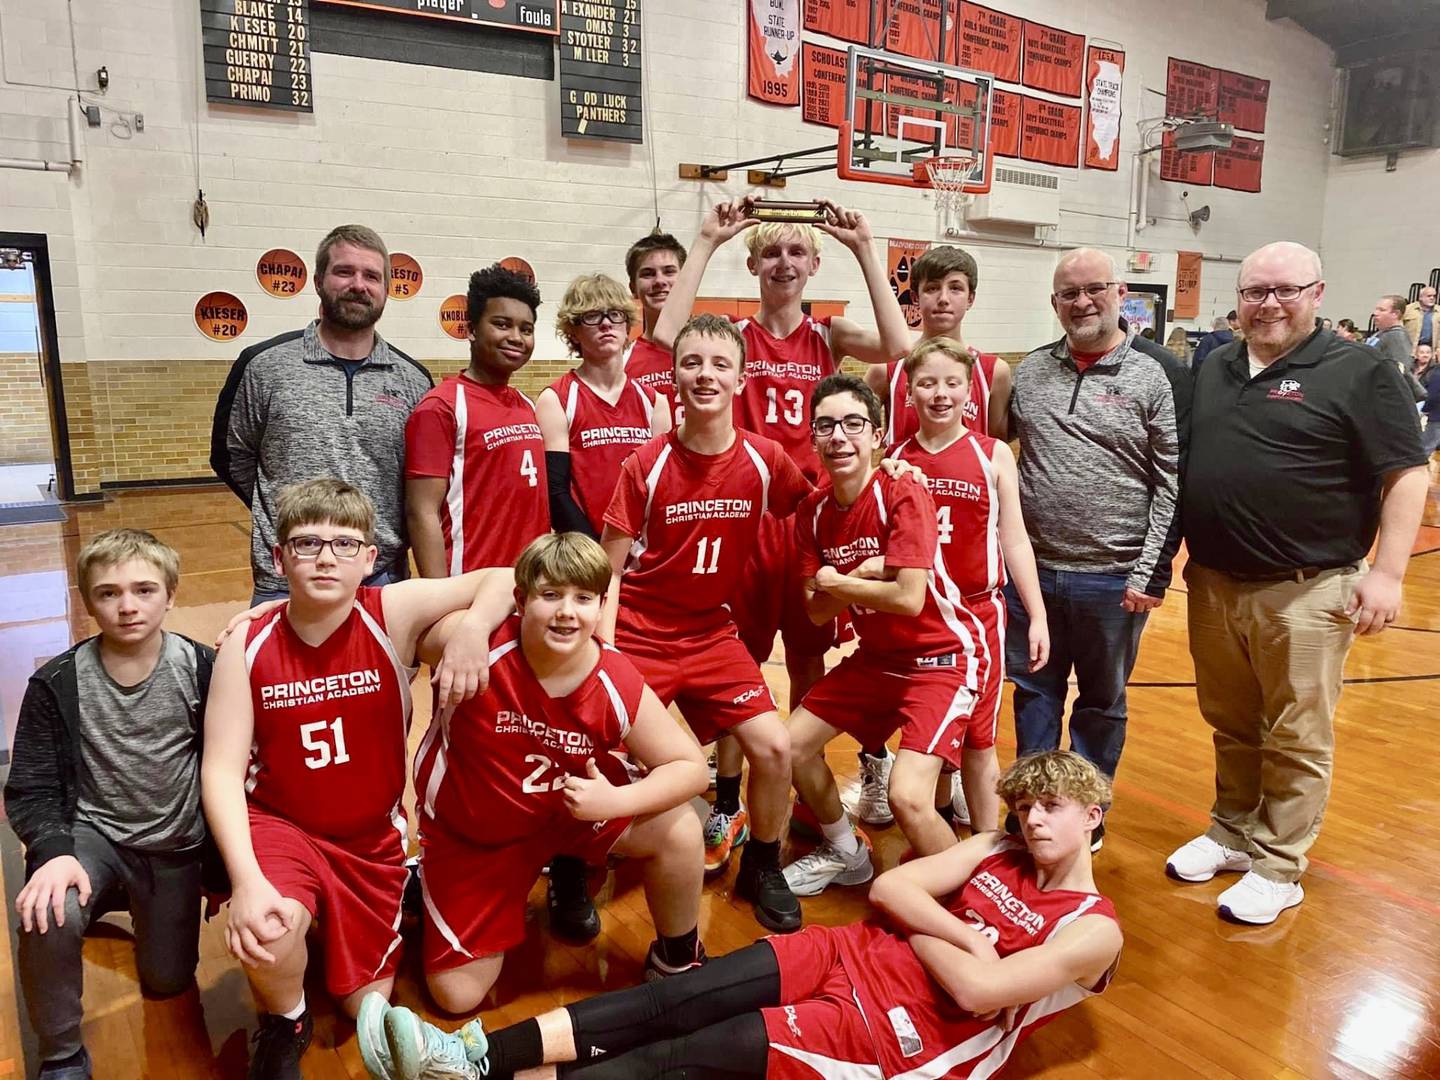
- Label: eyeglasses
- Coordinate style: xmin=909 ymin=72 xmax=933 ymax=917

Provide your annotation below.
xmin=577 ymin=309 xmax=629 ymax=327
xmin=1053 ymin=282 xmax=1117 ymax=304
xmin=1237 ymin=281 xmax=1320 ymax=304
xmin=286 ymin=535 xmax=365 ymax=559
xmin=810 ymin=414 xmax=874 ymax=437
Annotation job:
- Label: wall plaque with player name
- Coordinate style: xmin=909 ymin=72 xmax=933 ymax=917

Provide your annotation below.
xmin=201 ymin=0 xmax=314 ymax=112
xmin=558 ymin=0 xmax=642 ymax=143
xmin=316 ymin=0 xmax=557 ymax=34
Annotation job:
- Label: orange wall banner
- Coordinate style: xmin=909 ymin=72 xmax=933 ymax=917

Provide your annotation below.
xmin=1083 ymin=45 xmax=1124 ymax=170
xmin=1020 ymin=95 xmax=1080 ymax=168
xmin=955 ymin=2 xmax=1021 ymax=83
xmin=1214 ymin=135 xmax=1264 ymax=193
xmin=1159 ymin=128 xmax=1213 ymax=184
xmin=886 ymin=0 xmax=943 ymax=61
xmin=1175 ymin=251 xmax=1203 ymax=319
xmin=1021 ymin=20 xmax=1084 ymax=98
xmin=888 ymin=238 xmax=933 ymax=329
xmin=1218 ymin=70 xmax=1269 ymax=133
xmin=802 ymin=0 xmax=871 ymax=45
xmin=748 ymin=0 xmax=801 ymax=105
xmin=1166 ymin=57 xmax=1218 ymax=119
xmin=802 ymin=42 xmax=848 ymax=128
xmin=989 ymin=87 xmax=1021 ymax=158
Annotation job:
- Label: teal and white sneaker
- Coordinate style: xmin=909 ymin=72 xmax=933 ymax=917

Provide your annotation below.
xmin=356 ymin=992 xmax=396 ymax=1079
xmin=384 ymin=1005 xmax=490 ymax=1079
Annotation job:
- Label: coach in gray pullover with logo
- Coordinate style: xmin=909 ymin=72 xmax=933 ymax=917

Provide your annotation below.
xmin=209 ymin=226 xmax=433 ymax=601
xmin=1002 ymin=249 xmax=1190 ymax=819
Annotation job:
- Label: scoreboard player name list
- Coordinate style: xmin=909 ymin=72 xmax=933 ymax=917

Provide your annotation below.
xmin=203 ymin=0 xmax=312 ymax=111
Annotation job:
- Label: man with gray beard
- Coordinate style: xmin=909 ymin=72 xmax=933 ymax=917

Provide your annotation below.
xmin=211 ymin=225 xmax=433 ymax=603
xmin=1004 ymin=248 xmax=1190 ymax=850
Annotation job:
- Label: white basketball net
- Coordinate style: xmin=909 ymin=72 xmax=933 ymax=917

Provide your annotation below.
xmin=924 ymin=153 xmax=977 ymax=234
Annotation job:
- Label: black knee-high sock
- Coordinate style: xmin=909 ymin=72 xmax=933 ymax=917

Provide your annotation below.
xmin=481 ymin=1018 xmax=544 ymax=1076
xmin=556 ymin=1012 xmax=770 ymax=1079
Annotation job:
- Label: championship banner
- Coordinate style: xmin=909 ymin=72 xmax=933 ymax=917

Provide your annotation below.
xmin=1021 ymin=20 xmax=1084 ymax=98
xmin=748 ymin=0 xmax=801 ymax=105
xmin=1175 ymin=251 xmax=1202 ymax=319
xmin=887 ymin=0 xmax=943 ymax=61
xmin=1218 ymin=70 xmax=1269 ymax=133
xmin=1214 ymin=135 xmax=1264 ymax=193
xmin=1166 ymin=57 xmax=1218 ymax=119
xmin=1083 ymin=45 xmax=1124 ymax=170
xmin=956 ymin=2 xmax=1021 ymax=83
xmin=1020 ymin=95 xmax=1080 ymax=168
xmin=989 ymin=87 xmax=1021 ymax=158
xmin=888 ymin=238 xmax=933 ymax=329
xmin=1159 ymin=129 xmax=1213 ymax=184
xmin=802 ymin=0 xmax=871 ymax=45
xmin=801 ymin=42 xmax=849 ymax=128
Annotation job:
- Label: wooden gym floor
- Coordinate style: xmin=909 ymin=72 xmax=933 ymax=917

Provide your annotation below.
xmin=1 ymin=475 xmax=1438 ymax=1079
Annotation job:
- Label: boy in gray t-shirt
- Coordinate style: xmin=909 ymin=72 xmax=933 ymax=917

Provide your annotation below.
xmin=5 ymin=529 xmax=216 ymax=1079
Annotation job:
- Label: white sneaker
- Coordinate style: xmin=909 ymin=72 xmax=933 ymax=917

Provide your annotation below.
xmin=856 ymin=752 xmax=894 ymax=827
xmin=783 ymin=838 xmax=874 ymax=896
xmin=1165 ymin=834 xmax=1252 ymax=882
xmin=949 ymin=773 xmax=971 ymax=828
xmin=1216 ymin=871 xmax=1304 ymax=924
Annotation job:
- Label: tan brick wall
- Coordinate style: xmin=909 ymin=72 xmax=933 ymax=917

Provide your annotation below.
xmin=0 ymin=352 xmax=53 ymax=464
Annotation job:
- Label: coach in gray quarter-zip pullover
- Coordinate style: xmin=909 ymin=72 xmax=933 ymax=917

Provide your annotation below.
xmin=209 ymin=226 xmax=433 ymax=600
xmin=1002 ymin=249 xmax=1190 ymax=816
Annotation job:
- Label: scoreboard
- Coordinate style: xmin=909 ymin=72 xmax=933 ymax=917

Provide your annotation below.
xmin=201 ymin=0 xmax=314 ymax=112
xmin=314 ymin=0 xmax=557 ymax=34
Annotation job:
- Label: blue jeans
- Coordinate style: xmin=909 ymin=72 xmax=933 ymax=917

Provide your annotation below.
xmin=1004 ymin=568 xmax=1149 ymax=782
xmin=250 ymin=564 xmax=403 ymax=607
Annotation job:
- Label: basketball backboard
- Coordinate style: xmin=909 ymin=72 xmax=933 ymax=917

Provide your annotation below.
xmin=839 ymin=45 xmax=994 ymax=194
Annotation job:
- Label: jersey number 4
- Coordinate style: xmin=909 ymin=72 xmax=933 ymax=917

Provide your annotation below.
xmin=937 ymin=505 xmax=954 ymax=545
xmin=520 ymin=449 xmax=538 ymax=488
xmin=301 ymin=717 xmax=351 ymax=770
xmin=765 ymin=387 xmax=805 ymax=427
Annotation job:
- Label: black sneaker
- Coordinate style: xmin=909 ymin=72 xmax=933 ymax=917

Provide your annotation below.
xmin=547 ymin=855 xmax=601 ymax=942
xmin=644 ymin=940 xmax=709 ymax=981
xmin=1090 ymin=820 xmax=1106 ymax=853
xmin=735 ymin=859 xmax=801 ymax=934
xmin=38 ymin=1047 xmax=92 ymax=1079
xmin=248 ymin=1011 xmax=313 ymax=1080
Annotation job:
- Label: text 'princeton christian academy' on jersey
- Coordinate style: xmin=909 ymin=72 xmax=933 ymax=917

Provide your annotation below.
xmin=243 ymin=587 xmax=415 ymax=844
xmin=733 ymin=315 xmax=837 ymax=483
xmin=405 ymin=373 xmax=549 ymax=574
xmin=883 ymin=349 xmax=1001 ymax=446
xmin=552 ymin=369 xmax=658 ymax=536
xmin=604 ymin=429 xmax=811 ymax=636
xmin=412 ymin=614 xmax=645 ymax=843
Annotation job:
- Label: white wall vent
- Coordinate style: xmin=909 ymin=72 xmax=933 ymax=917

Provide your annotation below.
xmin=967 ymin=165 xmax=1061 ymax=226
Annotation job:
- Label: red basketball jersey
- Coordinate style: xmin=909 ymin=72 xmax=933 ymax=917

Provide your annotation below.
xmin=882 ymin=350 xmax=1000 ymax=445
xmin=605 ymin=430 xmax=810 ymax=636
xmin=830 ymin=838 xmax=1119 ymax=1078
xmin=732 ymin=315 xmax=837 ymax=483
xmin=796 ymin=471 xmax=980 ymax=678
xmin=243 ymin=587 xmax=414 ymax=844
xmin=624 ymin=336 xmax=675 ymax=407
xmin=895 ymin=430 xmax=1007 ymax=596
xmin=405 ymin=374 xmax=549 ymax=574
xmin=413 ymin=614 xmax=644 ymax=844
xmin=552 ymin=370 xmax=657 ymax=536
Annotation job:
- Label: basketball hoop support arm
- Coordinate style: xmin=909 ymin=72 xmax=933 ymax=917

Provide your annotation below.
xmin=678 ymin=144 xmax=837 ymax=187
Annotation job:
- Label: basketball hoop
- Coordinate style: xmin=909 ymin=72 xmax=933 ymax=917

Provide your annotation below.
xmin=917 ymin=152 xmax=977 ymax=234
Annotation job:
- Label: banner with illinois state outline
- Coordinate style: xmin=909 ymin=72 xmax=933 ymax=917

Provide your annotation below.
xmin=1084 ymin=45 xmax=1124 ymax=170
xmin=748 ymin=0 xmax=801 ymax=105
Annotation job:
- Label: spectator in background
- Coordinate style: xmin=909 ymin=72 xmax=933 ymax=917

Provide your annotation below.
xmin=1424 ymin=369 xmax=1440 ymax=455
xmin=1403 ymin=285 xmax=1437 ymax=349
xmin=1336 ymin=318 xmax=1359 ymax=341
xmin=1321 ymin=318 xmax=1333 ymax=331
xmin=1369 ymin=295 xmax=1412 ymax=370
xmin=1192 ymin=311 xmax=1238 ymax=373
xmin=1414 ymin=343 xmax=1437 ymax=389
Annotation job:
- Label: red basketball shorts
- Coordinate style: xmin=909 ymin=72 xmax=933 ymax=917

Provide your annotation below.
xmin=731 ymin=513 xmax=838 ymax=663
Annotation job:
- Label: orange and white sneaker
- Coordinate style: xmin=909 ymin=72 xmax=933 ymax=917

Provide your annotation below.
xmin=703 ymin=805 xmax=749 ymax=874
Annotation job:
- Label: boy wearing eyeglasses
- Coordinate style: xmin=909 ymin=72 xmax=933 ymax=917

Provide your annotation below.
xmin=202 ymin=478 xmax=516 ymax=1080
xmin=405 ymin=264 xmax=549 ymax=578
xmin=782 ymin=374 xmax=988 ymax=895
xmin=537 ymin=273 xmax=673 ymax=540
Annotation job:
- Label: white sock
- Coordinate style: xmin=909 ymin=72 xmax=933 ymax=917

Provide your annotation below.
xmin=280 ymin=994 xmax=306 ymax=1020
xmin=821 ymin=815 xmax=859 ymax=856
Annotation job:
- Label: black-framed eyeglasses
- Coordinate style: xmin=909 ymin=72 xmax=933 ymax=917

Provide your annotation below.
xmin=810 ymin=414 xmax=873 ymax=438
xmin=578 ymin=309 xmax=629 ymax=327
xmin=1237 ymin=281 xmax=1320 ymax=304
xmin=1053 ymin=282 xmax=1117 ymax=304
xmin=286 ymin=535 xmax=365 ymax=559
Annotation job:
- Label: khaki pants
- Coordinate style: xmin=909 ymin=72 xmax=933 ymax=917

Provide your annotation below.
xmin=1184 ymin=561 xmax=1363 ymax=883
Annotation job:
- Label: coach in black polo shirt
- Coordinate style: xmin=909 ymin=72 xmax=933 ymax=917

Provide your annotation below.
xmin=1166 ymin=241 xmax=1428 ymax=926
